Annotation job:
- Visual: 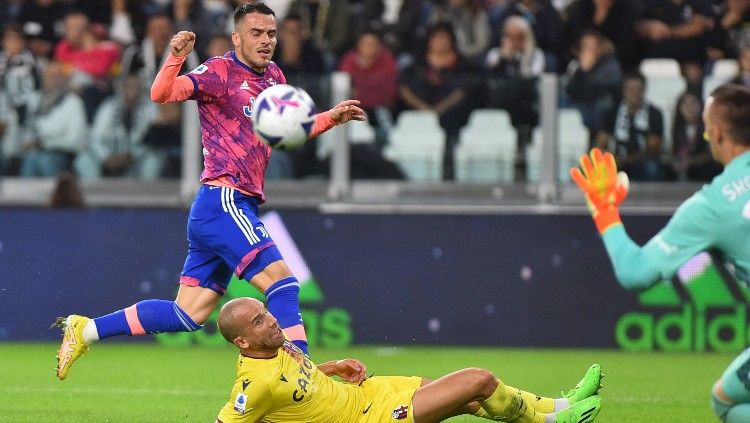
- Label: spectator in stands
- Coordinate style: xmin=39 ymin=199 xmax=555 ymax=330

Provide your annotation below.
xmin=562 ymin=0 xmax=640 ymax=70
xmin=76 ymin=73 xmax=160 ymax=179
xmin=17 ymin=0 xmax=67 ymax=60
xmin=0 ymin=0 xmax=24 ymax=32
xmin=287 ymin=0 xmax=351 ymax=55
xmin=707 ymin=0 xmax=750 ymax=60
xmin=486 ymin=15 xmax=544 ymax=79
xmin=669 ymin=90 xmax=722 ymax=181
xmin=564 ymin=30 xmax=623 ymax=143
xmin=358 ymin=0 xmax=423 ymax=56
xmin=173 ymin=0 xmax=232 ymax=58
xmin=731 ymin=46 xmax=750 ymax=87
xmin=273 ymin=13 xmax=326 ymax=75
xmin=427 ymin=0 xmax=492 ymax=63
xmin=485 ymin=15 xmax=543 ymax=158
xmin=636 ymin=0 xmax=714 ymax=93
xmin=20 ymin=61 xmax=88 ymax=178
xmin=272 ymin=13 xmax=326 ymax=101
xmin=0 ymin=91 xmax=21 ymax=175
xmin=120 ymin=14 xmax=200 ymax=84
xmin=399 ymin=23 xmax=477 ymax=179
xmin=0 ymin=25 xmax=39 ymax=129
xmin=205 ymin=34 xmax=232 ymax=59
xmin=143 ymin=0 xmax=174 ymax=16
xmin=49 ymin=171 xmax=86 ymax=208
xmin=141 ymin=102 xmax=183 ymax=178
xmin=497 ymin=0 xmax=564 ymax=72
xmin=338 ymin=29 xmax=399 ymax=147
xmin=54 ymin=12 xmax=121 ymax=121
xmin=487 ymin=0 xmax=513 ymax=34
xmin=109 ymin=0 xmax=144 ymax=46
xmin=0 ymin=24 xmax=33 ymax=175
xmin=69 ymin=0 xmax=145 ymax=46
xmin=595 ymin=72 xmax=666 ymax=181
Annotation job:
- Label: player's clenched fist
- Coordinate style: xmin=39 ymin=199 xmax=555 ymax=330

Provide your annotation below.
xmin=170 ymin=31 xmax=196 ymax=57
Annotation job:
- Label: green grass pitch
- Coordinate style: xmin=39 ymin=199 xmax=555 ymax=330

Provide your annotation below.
xmin=0 ymin=343 xmax=734 ymax=422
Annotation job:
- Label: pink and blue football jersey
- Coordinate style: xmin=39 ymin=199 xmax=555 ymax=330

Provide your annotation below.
xmin=185 ymin=51 xmax=286 ymax=203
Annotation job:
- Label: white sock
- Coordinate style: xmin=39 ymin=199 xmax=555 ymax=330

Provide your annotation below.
xmin=545 ymin=414 xmax=556 ymax=423
xmin=553 ymin=398 xmax=570 ymax=412
xmin=81 ymin=320 xmax=100 ymax=344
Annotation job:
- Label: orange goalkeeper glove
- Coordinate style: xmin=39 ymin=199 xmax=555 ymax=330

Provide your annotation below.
xmin=570 ymin=148 xmax=629 ymax=234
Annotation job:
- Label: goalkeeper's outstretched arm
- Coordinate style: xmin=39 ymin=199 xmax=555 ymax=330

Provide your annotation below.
xmin=570 ymin=148 xmax=662 ymax=291
xmin=600 ymin=225 xmax=661 ymax=291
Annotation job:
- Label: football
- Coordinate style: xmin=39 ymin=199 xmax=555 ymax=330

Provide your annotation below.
xmin=251 ymin=84 xmax=317 ymax=150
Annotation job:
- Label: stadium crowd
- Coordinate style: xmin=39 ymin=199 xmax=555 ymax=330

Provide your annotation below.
xmin=0 ymin=0 xmax=747 ymax=181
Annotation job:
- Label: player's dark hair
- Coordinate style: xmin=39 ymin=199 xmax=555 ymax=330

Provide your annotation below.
xmin=234 ymin=2 xmax=275 ymax=25
xmin=710 ymin=84 xmax=750 ymax=146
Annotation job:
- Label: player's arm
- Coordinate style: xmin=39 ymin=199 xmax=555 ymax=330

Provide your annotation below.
xmin=309 ymin=100 xmax=367 ymax=139
xmin=150 ymin=31 xmax=197 ymax=103
xmin=572 ymin=149 xmax=718 ymax=290
xmin=317 ymin=358 xmax=367 ymax=384
xmin=571 ymin=148 xmax=661 ymax=290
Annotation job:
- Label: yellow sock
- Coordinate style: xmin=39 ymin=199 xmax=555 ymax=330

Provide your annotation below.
xmin=480 ymin=380 xmax=546 ymax=423
xmin=507 ymin=385 xmax=555 ymax=414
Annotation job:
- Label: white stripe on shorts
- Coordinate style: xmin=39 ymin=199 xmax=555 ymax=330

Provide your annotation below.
xmin=221 ymin=187 xmax=258 ymax=245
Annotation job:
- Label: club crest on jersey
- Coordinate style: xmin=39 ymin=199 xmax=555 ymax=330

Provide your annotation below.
xmin=243 ymin=97 xmax=256 ymax=118
xmin=392 ymin=405 xmax=409 ymax=420
xmin=191 ymin=64 xmax=208 ymax=74
xmin=234 ymin=392 xmax=247 ymax=414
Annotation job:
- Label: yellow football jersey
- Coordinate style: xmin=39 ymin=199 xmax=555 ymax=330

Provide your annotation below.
xmin=216 ymin=341 xmax=421 ymax=423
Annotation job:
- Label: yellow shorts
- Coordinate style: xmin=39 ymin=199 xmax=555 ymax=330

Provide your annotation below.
xmin=359 ymin=376 xmax=422 ymax=423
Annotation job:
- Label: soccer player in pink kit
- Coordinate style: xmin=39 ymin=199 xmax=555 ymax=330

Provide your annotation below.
xmin=54 ymin=2 xmax=366 ymax=380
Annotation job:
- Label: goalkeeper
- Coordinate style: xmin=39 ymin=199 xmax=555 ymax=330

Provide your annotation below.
xmin=571 ymin=84 xmax=750 ymax=422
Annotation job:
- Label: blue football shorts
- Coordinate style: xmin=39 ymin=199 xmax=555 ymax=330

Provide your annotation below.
xmin=179 ymin=185 xmax=283 ymax=294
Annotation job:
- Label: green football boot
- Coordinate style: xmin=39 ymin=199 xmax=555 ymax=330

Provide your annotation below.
xmin=563 ymin=364 xmax=604 ymax=404
xmin=554 ymin=395 xmax=601 ymax=423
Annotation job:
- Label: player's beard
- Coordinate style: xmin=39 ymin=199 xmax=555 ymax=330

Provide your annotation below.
xmin=242 ymin=44 xmax=273 ymax=73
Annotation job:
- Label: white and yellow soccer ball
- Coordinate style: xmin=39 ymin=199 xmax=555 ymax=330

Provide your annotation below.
xmin=251 ymin=84 xmax=317 ymax=150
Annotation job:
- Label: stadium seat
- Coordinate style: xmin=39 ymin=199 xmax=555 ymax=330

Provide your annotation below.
xmin=526 ymin=109 xmax=588 ymax=182
xmin=703 ymin=60 xmax=738 ymax=100
xmin=712 ymin=59 xmax=739 ymax=79
xmin=639 ymin=58 xmax=681 ymax=78
xmin=383 ymin=110 xmax=446 ymax=181
xmin=454 ymin=109 xmax=516 ymax=182
xmin=347 ymin=119 xmax=376 ymax=145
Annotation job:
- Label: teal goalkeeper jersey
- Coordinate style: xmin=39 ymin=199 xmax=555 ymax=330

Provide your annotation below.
xmin=603 ymin=151 xmax=750 ymax=287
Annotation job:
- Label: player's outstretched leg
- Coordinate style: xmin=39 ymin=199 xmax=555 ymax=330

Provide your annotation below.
xmin=54 ymin=286 xmax=217 ymax=380
xmin=479 ymin=363 xmax=602 ymax=418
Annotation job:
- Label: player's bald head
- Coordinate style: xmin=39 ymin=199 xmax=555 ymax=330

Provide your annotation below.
xmin=218 ymin=297 xmax=264 ymax=343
